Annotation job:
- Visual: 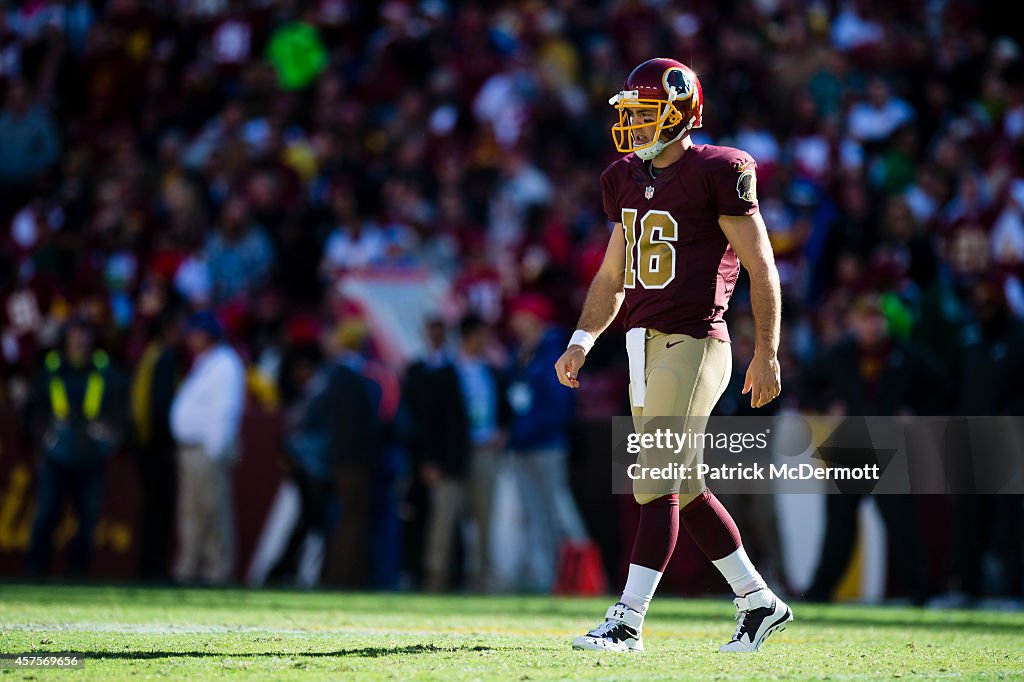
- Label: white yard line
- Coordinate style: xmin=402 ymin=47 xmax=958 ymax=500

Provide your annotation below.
xmin=0 ymin=622 xmax=570 ymax=637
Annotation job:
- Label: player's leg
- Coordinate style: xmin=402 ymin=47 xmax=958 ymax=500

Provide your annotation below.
xmin=572 ymin=332 xmax=705 ymax=652
xmin=661 ymin=336 xmax=763 ymax=594
xmin=616 ymin=357 xmax=694 ymax=619
xmin=713 ymin=490 xmax=790 ymax=595
xmin=680 ymin=484 xmax=792 ymax=651
xmin=655 ymin=333 xmax=791 ymax=651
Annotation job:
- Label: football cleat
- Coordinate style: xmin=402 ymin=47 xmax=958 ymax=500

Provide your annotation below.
xmin=571 ymin=602 xmax=644 ymax=653
xmin=718 ymin=588 xmax=793 ymax=653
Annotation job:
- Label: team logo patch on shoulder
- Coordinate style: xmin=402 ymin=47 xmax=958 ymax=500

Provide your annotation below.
xmin=736 ymin=168 xmax=757 ymax=203
xmin=645 ymin=185 xmax=655 ymax=199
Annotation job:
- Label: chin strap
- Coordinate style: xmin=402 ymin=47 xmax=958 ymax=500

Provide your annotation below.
xmin=635 ymin=118 xmax=694 ymax=160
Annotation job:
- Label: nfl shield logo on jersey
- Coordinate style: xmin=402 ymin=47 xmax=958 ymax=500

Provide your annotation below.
xmin=645 ymin=185 xmax=655 ymax=199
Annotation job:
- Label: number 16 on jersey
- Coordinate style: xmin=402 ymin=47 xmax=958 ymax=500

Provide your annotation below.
xmin=622 ymin=208 xmax=679 ymax=290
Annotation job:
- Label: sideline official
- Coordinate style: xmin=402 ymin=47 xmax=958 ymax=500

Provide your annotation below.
xmin=27 ymin=316 xmax=127 ymax=577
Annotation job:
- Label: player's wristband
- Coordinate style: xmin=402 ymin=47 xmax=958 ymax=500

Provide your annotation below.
xmin=567 ymin=330 xmax=596 ymax=355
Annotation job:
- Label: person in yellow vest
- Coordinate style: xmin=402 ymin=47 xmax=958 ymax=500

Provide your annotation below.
xmin=27 ymin=316 xmax=127 ymax=578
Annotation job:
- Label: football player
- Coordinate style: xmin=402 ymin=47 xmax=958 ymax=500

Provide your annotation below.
xmin=554 ymin=58 xmax=792 ymax=653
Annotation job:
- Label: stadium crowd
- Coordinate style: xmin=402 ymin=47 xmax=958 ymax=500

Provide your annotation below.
xmin=0 ymin=0 xmax=1022 ymax=605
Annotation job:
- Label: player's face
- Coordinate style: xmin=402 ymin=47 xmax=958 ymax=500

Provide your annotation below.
xmin=625 ymin=106 xmax=659 ymax=147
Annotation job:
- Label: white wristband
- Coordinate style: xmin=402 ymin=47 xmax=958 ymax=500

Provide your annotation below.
xmin=568 ymin=330 xmax=596 ymax=355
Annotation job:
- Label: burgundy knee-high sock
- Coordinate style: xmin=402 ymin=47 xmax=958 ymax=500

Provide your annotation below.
xmin=679 ymin=489 xmax=741 ymax=560
xmin=629 ymin=494 xmax=680 ymax=571
xmin=680 ymin=490 xmax=765 ymax=595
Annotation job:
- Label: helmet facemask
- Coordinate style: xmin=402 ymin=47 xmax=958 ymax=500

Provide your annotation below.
xmin=609 ymin=66 xmax=700 ymax=160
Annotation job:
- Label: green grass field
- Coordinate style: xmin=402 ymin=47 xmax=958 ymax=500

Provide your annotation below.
xmin=1 ymin=585 xmax=1022 ymax=680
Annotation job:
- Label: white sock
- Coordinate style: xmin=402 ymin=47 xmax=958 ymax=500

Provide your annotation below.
xmin=711 ymin=546 xmax=767 ymax=597
xmin=619 ymin=563 xmax=663 ymax=616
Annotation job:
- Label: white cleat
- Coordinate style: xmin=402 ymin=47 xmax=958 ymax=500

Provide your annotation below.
xmin=718 ymin=588 xmax=793 ymax=652
xmin=571 ymin=602 xmax=645 ymax=653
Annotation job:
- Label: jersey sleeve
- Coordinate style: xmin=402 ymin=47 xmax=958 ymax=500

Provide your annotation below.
xmin=714 ymin=151 xmax=759 ymax=217
xmin=600 ymin=165 xmax=620 ymax=223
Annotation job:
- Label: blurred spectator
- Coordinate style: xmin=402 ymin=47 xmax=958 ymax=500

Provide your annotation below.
xmin=938 ymin=278 xmax=1024 ymax=607
xmin=131 ymin=309 xmax=185 ymax=582
xmin=730 ymin=109 xmax=780 ymax=181
xmin=321 ymin=220 xmax=387 ymax=273
xmin=473 ymin=57 xmax=538 ymax=149
xmin=268 ymin=342 xmax=333 ymax=588
xmin=398 ymin=317 xmax=452 ymax=588
xmin=265 ymin=17 xmax=327 ymax=91
xmin=0 ymin=80 xmax=59 ymax=201
xmin=801 ymin=294 xmax=947 ymax=416
xmin=830 ymin=1 xmax=884 ymax=53
xmin=991 ymin=179 xmax=1024 ymax=270
xmin=411 ymin=314 xmax=510 ymax=593
xmin=903 ymin=166 xmax=948 ymax=224
xmin=847 ymin=78 xmax=914 ymax=143
xmin=320 ymin=319 xmax=383 ymax=588
xmin=169 ymin=310 xmax=246 ymax=585
xmin=800 ymin=294 xmax=942 ymax=604
xmin=500 ymin=294 xmax=587 ymax=592
xmin=205 ymin=195 xmax=275 ymax=304
xmin=27 ymin=316 xmax=127 ymax=578
xmin=454 ymin=237 xmax=505 ymax=325
xmin=488 ymin=150 xmax=552 ymax=250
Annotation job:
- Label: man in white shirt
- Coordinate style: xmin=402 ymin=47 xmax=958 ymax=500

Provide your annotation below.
xmin=846 ymin=78 xmax=914 ymax=143
xmin=170 ymin=310 xmax=246 ymax=585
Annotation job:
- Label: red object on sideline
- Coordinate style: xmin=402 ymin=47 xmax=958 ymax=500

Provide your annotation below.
xmin=553 ymin=540 xmax=609 ymax=596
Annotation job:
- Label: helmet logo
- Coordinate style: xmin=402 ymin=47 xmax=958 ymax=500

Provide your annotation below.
xmin=663 ymin=68 xmax=695 ymax=101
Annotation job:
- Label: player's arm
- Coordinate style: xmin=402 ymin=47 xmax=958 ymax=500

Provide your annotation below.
xmin=554 ymin=224 xmax=626 ymax=388
xmin=719 ymin=212 xmax=782 ymax=408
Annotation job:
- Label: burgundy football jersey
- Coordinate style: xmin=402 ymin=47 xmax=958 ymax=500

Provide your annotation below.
xmin=601 ymin=144 xmax=759 ymax=342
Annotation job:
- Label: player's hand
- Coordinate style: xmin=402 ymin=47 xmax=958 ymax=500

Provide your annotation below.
xmin=742 ymin=352 xmax=781 ymax=409
xmin=554 ymin=345 xmax=587 ymax=388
